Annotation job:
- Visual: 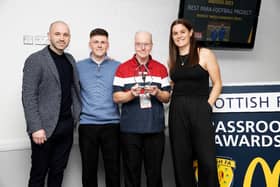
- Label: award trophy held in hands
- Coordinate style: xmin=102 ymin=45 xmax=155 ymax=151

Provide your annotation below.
xmin=133 ymin=64 xmax=157 ymax=108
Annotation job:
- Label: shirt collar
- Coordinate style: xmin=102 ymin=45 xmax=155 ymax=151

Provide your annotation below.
xmin=89 ymin=52 xmax=109 ymax=64
xmin=132 ymin=54 xmax=152 ymax=67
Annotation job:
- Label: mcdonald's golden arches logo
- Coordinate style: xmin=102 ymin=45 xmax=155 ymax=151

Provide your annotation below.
xmin=243 ymin=157 xmax=280 ymax=187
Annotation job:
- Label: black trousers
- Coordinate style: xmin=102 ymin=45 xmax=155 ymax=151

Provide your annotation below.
xmin=169 ymin=96 xmax=218 ymax=187
xmin=121 ymin=132 xmax=165 ymax=187
xmin=79 ymin=124 xmax=120 ymax=187
xmin=28 ymin=117 xmax=74 ymax=187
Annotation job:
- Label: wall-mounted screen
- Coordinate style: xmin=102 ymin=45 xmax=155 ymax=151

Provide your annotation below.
xmin=178 ymin=0 xmax=262 ymax=49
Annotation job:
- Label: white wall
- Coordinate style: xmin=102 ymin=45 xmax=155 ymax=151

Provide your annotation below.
xmin=0 ymin=0 xmax=279 ymax=186
xmin=0 ymin=0 xmax=179 ymax=186
xmin=217 ymin=1 xmax=280 ymax=83
xmin=0 ymin=0 xmax=179 ymax=150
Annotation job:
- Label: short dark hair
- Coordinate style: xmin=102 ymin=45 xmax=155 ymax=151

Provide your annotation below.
xmin=90 ymin=28 xmax=108 ymax=38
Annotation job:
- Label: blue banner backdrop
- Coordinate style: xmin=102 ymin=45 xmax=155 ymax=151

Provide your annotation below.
xmin=212 ymin=83 xmax=280 ymax=187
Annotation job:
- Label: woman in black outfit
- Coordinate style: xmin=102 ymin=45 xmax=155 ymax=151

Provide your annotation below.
xmin=168 ymin=18 xmax=222 ymax=187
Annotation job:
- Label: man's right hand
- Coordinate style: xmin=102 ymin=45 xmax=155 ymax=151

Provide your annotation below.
xmin=131 ymin=84 xmax=141 ymax=97
xmin=32 ymin=129 xmax=47 ymax=144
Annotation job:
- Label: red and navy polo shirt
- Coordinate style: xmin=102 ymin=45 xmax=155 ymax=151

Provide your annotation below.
xmin=113 ymin=55 xmax=171 ymax=133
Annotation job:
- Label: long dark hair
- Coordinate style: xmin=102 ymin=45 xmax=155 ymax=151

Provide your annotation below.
xmin=168 ymin=18 xmax=199 ymax=74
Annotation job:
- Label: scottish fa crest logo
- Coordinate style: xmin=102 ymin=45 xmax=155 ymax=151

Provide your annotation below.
xmin=193 ymin=157 xmax=236 ymax=187
xmin=217 ymin=157 xmax=236 ymax=187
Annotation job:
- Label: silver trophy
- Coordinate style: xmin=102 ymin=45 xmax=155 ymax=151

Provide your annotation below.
xmin=134 ymin=64 xmax=152 ymax=94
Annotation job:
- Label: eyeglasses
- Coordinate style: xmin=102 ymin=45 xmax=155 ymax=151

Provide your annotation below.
xmin=135 ymin=42 xmax=152 ymax=48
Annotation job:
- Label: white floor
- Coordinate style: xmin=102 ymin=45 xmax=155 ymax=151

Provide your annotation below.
xmin=0 ymin=134 xmax=175 ymax=187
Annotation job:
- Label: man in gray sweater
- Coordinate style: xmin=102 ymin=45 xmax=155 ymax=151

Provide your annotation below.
xmin=22 ymin=21 xmax=81 ymax=187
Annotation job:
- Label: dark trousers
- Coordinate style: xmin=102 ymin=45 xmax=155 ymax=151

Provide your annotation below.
xmin=79 ymin=124 xmax=120 ymax=187
xmin=28 ymin=117 xmax=74 ymax=187
xmin=169 ymin=96 xmax=218 ymax=187
xmin=121 ymin=132 xmax=165 ymax=187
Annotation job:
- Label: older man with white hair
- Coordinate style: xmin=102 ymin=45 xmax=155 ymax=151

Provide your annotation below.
xmin=113 ymin=31 xmax=171 ymax=187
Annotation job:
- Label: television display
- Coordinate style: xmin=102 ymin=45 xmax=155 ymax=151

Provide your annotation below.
xmin=178 ymin=0 xmax=262 ymax=49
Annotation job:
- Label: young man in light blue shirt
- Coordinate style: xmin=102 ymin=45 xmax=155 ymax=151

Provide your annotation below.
xmin=77 ymin=28 xmax=120 ymax=187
